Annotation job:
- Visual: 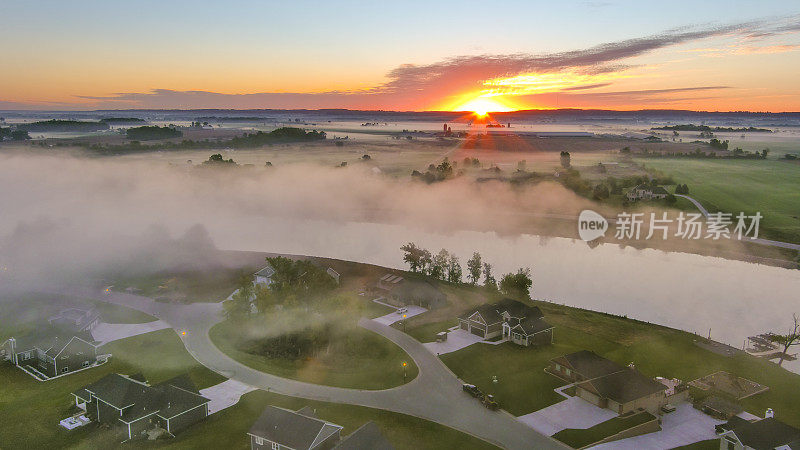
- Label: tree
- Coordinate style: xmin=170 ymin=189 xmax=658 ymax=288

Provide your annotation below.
xmin=499 ymin=268 xmax=533 ymax=300
xmin=467 ymin=252 xmax=482 ymax=285
xmin=560 ymin=151 xmax=571 ymax=168
xmin=430 ymin=249 xmax=449 ymax=279
xmin=224 ymin=274 xmax=254 ymax=319
xmin=419 ymin=249 xmax=432 ymax=275
xmin=769 ymin=313 xmax=800 ymax=367
xmin=593 ymin=184 xmax=610 ymax=200
xmin=761 ymin=148 xmax=770 ymax=159
xmin=253 ymin=284 xmax=276 ymax=313
xmin=401 ymin=242 xmax=425 ymax=272
xmin=482 ymin=262 xmax=497 ymax=292
xmin=447 ymin=254 xmax=462 ymax=283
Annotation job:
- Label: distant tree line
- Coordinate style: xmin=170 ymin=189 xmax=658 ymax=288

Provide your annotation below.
xmin=652 ymin=124 xmax=771 ymax=133
xmin=400 ymin=243 xmax=534 ymax=300
xmin=0 ymin=127 xmax=30 ymax=141
xmin=17 ymin=119 xmax=110 ymax=132
xmin=126 ymin=125 xmax=183 ymax=141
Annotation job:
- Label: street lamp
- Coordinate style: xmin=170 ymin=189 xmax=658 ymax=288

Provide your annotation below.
xmin=402 ymin=361 xmax=407 ymax=382
xmin=402 ymin=314 xmax=407 ymax=332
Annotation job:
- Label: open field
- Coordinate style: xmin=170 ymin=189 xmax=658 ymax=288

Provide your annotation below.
xmin=637 ymin=158 xmax=800 ymax=243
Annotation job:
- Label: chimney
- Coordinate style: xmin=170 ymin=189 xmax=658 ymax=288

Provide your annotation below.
xmin=765 ymin=408 xmax=774 ymax=419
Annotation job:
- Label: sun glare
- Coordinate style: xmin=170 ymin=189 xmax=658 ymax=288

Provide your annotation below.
xmin=455 ymin=97 xmax=514 ymax=116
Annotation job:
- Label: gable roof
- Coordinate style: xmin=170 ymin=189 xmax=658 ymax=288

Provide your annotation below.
xmin=75 ymin=373 xmax=209 ymax=421
xmin=576 ymin=368 xmax=667 ymax=404
xmin=255 ymin=263 xmax=275 ymax=278
xmin=249 ymin=406 xmax=343 ymax=450
xmin=459 ymin=298 xmax=543 ymax=325
xmin=511 ymin=317 xmax=554 ymax=336
xmin=335 ymin=421 xmax=394 ymax=450
xmin=551 ymin=350 xmax=626 ymax=380
xmin=721 ymin=417 xmax=800 ymax=450
xmin=13 ymin=326 xmax=98 ymax=357
xmin=48 ymin=307 xmax=101 ymax=331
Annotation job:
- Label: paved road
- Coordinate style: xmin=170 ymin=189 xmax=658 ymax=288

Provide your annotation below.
xmin=60 ymin=287 xmax=565 ymax=450
xmin=676 ymin=194 xmax=800 ymax=251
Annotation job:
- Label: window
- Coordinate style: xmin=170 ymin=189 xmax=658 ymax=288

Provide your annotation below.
xmin=22 ymin=352 xmax=31 ymax=360
xmin=727 ymin=442 xmax=734 ymax=450
xmin=255 ymin=437 xmax=264 ymax=445
xmin=554 ymin=363 xmax=562 ymax=371
xmin=82 ymin=360 xmax=90 ymax=367
xmin=271 ymin=442 xmax=279 ymax=450
xmin=62 ymin=366 xmax=69 ymax=373
xmin=565 ymin=368 xmax=572 ymax=376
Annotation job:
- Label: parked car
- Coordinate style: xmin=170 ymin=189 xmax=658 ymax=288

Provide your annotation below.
xmin=661 ymin=404 xmax=676 ymax=413
xmin=462 ymin=384 xmax=482 ymax=398
xmin=396 ymin=307 xmax=408 ymax=315
xmin=482 ymin=394 xmax=499 ymax=411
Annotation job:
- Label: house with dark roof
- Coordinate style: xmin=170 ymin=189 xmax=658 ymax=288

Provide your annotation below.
xmin=374 ymin=274 xmax=446 ymax=310
xmin=248 ymin=405 xmax=343 ymax=450
xmin=335 ymin=421 xmax=394 ymax=450
xmin=254 ymin=262 xmax=276 ymax=286
xmin=2 ymin=326 xmax=101 ymax=379
xmin=458 ymin=298 xmax=554 ymax=346
xmin=548 ymin=350 xmax=626 ymax=383
xmin=626 ymin=184 xmax=669 ymax=201
xmin=549 ymin=351 xmax=670 ymax=415
xmin=716 ymin=416 xmax=800 ymax=450
xmin=72 ymin=373 xmax=210 ymax=440
xmin=48 ymin=306 xmax=101 ymax=332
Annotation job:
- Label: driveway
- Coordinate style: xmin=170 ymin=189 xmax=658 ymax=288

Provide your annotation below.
xmin=423 ymin=328 xmax=484 ymax=355
xmin=56 ymin=286 xmax=566 ymax=450
xmin=589 ymin=403 xmax=723 ymax=449
xmin=200 ymin=379 xmax=256 ymax=414
xmin=372 ymin=305 xmax=427 ymax=325
xmin=91 ymin=320 xmax=171 ymax=344
xmin=518 ymin=396 xmax=618 ymax=436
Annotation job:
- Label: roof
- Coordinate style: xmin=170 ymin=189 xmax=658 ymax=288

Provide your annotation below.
xmin=48 ymin=307 xmax=101 ymax=331
xmin=75 ymin=373 xmax=209 ymax=422
xmin=512 ymin=317 xmax=554 ymax=336
xmin=255 ymin=263 xmax=275 ymax=278
xmin=577 ymin=368 xmax=667 ymax=404
xmin=249 ymin=406 xmax=342 ymax=450
xmin=13 ymin=326 xmax=97 ymax=357
xmin=721 ymin=418 xmax=800 ymax=450
xmin=651 ymin=186 xmax=669 ymax=194
xmin=335 ymin=422 xmax=394 ymax=450
xmin=551 ymin=350 xmax=625 ymax=380
xmin=393 ymin=279 xmax=446 ymax=303
xmin=459 ymin=298 xmax=543 ymax=325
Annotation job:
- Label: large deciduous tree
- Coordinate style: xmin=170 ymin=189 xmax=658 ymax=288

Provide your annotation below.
xmin=770 ymin=313 xmax=800 ymax=367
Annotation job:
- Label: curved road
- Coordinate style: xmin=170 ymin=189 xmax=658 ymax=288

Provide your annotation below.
xmin=61 ymin=286 xmax=565 ymax=450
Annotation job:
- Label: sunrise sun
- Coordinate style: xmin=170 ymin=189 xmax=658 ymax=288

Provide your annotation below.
xmin=455 ymin=97 xmax=514 ymax=116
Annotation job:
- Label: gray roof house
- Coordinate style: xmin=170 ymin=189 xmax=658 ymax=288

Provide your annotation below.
xmin=248 ymin=406 xmax=343 ymax=450
xmin=626 ymin=184 xmax=669 ymax=201
xmin=458 ymin=298 xmax=553 ymax=346
xmin=2 ymin=326 xmax=100 ymax=379
xmin=335 ymin=421 xmax=394 ymax=450
xmin=72 ymin=373 xmax=210 ymax=440
xmin=375 ymin=274 xmax=446 ymax=310
xmin=716 ymin=416 xmax=800 ymax=450
xmin=254 ymin=262 xmax=276 ymax=286
xmin=48 ymin=306 xmax=101 ymax=332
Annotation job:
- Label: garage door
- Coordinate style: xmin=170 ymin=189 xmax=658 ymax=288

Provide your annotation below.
xmin=470 ymin=327 xmax=485 ymax=338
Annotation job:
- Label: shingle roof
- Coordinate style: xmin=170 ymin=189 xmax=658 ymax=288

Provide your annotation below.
xmin=14 ymin=326 xmax=97 ymax=357
xmin=459 ymin=299 xmax=543 ymax=325
xmin=513 ymin=317 xmax=554 ymax=336
xmin=551 ymin=350 xmax=625 ymax=380
xmin=577 ymin=368 xmax=667 ymax=404
xmin=249 ymin=406 xmax=342 ymax=450
xmin=335 ymin=421 xmax=394 ymax=450
xmin=722 ymin=418 xmax=800 ymax=450
xmin=255 ymin=263 xmax=275 ymax=278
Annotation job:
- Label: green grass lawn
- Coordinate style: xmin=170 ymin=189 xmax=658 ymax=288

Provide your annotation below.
xmin=553 ymin=412 xmax=657 ymax=449
xmin=0 ymin=329 xmax=225 ymax=449
xmin=149 ymin=390 xmax=497 ymax=450
xmin=210 ymin=317 xmax=419 ymax=390
xmin=671 ymin=439 xmax=720 ymax=450
xmin=439 ymin=300 xmax=800 ymax=424
xmin=637 ymin=158 xmax=800 ymax=243
xmin=110 ymin=267 xmax=254 ymax=303
xmin=91 ymin=300 xmax=157 ymax=324
xmin=394 ymin=318 xmax=458 ymax=343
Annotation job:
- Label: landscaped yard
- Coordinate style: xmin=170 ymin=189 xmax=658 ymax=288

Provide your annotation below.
xmin=210 ymin=316 xmax=419 ymax=389
xmin=110 ymin=266 xmax=256 ymax=303
xmin=155 ymin=390 xmax=498 ymax=450
xmin=0 ymin=329 xmax=225 ymax=449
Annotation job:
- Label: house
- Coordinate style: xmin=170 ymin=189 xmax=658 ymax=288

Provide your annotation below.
xmin=72 ymin=373 xmax=210 ymax=440
xmin=2 ymin=326 xmax=100 ymax=379
xmin=458 ymin=298 xmax=553 ymax=346
xmin=375 ymin=274 xmax=447 ymax=310
xmin=326 ymin=268 xmax=340 ymax=285
xmin=248 ymin=405 xmax=343 ymax=450
xmin=548 ymin=350 xmax=626 ymax=383
xmin=549 ymin=351 xmax=670 ymax=415
xmin=335 ymin=421 xmax=394 ymax=450
xmin=254 ymin=262 xmax=275 ymax=286
xmin=626 ymin=184 xmax=669 ymax=201
xmin=716 ymin=416 xmax=800 ymax=450
xmin=48 ymin=306 xmax=101 ymax=332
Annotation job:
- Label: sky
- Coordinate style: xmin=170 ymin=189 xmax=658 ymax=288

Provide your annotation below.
xmin=2 ymin=0 xmax=800 ymax=112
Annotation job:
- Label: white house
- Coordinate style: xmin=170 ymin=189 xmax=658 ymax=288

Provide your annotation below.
xmin=253 ymin=263 xmax=275 ymax=286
